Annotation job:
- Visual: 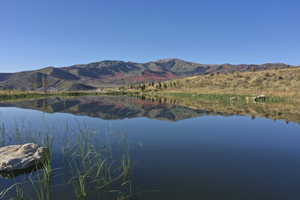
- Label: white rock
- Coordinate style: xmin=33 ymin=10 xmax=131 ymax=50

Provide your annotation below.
xmin=0 ymin=143 xmax=48 ymax=173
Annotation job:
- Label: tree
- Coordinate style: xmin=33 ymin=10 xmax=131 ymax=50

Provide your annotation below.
xmin=158 ymin=82 xmax=162 ymax=89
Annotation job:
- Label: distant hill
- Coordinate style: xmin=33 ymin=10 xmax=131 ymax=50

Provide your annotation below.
xmin=0 ymin=73 xmax=12 ymax=82
xmin=0 ymin=59 xmax=294 ymax=91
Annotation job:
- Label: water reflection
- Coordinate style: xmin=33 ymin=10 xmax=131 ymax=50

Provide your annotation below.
xmin=0 ymin=95 xmax=299 ymax=123
xmin=0 ymin=166 xmax=42 ymax=179
xmin=0 ymin=96 xmax=215 ymax=121
xmin=0 ymin=96 xmax=300 ymax=199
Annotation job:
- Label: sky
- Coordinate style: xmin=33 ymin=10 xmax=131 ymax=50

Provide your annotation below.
xmin=0 ymin=0 xmax=299 ymax=72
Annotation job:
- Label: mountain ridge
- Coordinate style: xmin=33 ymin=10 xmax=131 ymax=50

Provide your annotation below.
xmin=0 ymin=58 xmax=295 ymax=91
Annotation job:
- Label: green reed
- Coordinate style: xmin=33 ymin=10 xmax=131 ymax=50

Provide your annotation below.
xmin=0 ymin=123 xmax=5 ymax=146
xmin=28 ymin=136 xmax=54 ymax=200
xmin=0 ymin=121 xmax=137 ymax=200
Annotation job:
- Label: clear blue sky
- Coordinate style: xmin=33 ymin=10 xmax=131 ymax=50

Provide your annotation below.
xmin=1 ymin=0 xmax=299 ymax=72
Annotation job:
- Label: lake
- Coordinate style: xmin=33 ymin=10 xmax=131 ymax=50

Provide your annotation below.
xmin=1 ymin=95 xmax=300 ymax=200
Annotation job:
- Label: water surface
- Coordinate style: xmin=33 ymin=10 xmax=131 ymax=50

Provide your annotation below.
xmin=0 ymin=95 xmax=300 ymax=200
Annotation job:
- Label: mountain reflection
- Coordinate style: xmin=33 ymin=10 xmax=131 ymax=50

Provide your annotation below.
xmin=0 ymin=96 xmax=215 ymax=121
xmin=0 ymin=95 xmax=299 ymax=123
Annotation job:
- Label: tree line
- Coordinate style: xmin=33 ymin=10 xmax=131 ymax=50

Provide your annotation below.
xmin=119 ymin=80 xmax=180 ymax=91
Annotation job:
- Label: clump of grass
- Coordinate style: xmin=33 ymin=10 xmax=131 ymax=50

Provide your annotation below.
xmin=74 ymin=174 xmax=88 ymax=199
xmin=0 ymin=123 xmax=6 ymax=146
xmin=29 ymin=136 xmax=54 ymax=200
xmin=61 ymin=127 xmax=136 ymax=199
xmin=14 ymin=184 xmax=25 ymax=200
xmin=0 ymin=184 xmax=19 ymax=199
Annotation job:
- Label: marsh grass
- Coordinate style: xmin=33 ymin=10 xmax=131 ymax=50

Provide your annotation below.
xmin=66 ymin=129 xmax=135 ymax=199
xmin=0 ymin=90 xmax=107 ymax=102
xmin=0 ymin=184 xmax=19 ymax=199
xmin=161 ymin=93 xmax=287 ymax=104
xmin=25 ymin=135 xmax=54 ymax=200
xmin=14 ymin=184 xmax=25 ymax=200
xmin=0 ymin=121 xmax=136 ymax=200
xmin=0 ymin=123 xmax=5 ymax=146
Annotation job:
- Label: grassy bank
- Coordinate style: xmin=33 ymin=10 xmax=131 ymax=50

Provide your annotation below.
xmin=124 ymin=67 xmax=300 ymax=98
xmin=0 ymin=90 xmax=104 ymax=101
xmin=0 ymin=89 xmax=131 ymax=101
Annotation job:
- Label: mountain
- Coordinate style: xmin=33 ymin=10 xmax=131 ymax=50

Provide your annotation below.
xmin=0 ymin=73 xmax=12 ymax=82
xmin=0 ymin=59 xmax=294 ymax=91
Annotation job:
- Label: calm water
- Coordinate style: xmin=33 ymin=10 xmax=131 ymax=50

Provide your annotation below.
xmin=1 ymin=96 xmax=300 ymax=200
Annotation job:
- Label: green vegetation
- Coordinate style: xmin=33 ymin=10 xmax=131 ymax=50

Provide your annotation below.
xmin=0 ymin=90 xmax=104 ymax=101
xmin=0 ymin=122 xmax=138 ymax=200
xmin=156 ymin=93 xmax=286 ymax=104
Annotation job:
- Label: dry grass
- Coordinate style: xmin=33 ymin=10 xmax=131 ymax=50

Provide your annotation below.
xmin=145 ymin=67 xmax=300 ymax=97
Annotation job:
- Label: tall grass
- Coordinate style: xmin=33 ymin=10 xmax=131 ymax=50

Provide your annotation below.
xmin=0 ymin=122 xmax=136 ymax=200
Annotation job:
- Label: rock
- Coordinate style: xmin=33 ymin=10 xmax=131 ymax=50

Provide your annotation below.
xmin=254 ymin=95 xmax=266 ymax=102
xmin=246 ymin=95 xmax=267 ymax=103
xmin=230 ymin=96 xmax=239 ymax=101
xmin=0 ymin=143 xmax=48 ymax=173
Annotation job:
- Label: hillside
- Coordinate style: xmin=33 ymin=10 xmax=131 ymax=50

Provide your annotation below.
xmin=0 ymin=59 xmax=293 ymax=91
xmin=136 ymin=67 xmax=300 ymax=97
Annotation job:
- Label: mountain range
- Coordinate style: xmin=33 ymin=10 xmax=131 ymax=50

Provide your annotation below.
xmin=0 ymin=59 xmax=294 ymax=91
